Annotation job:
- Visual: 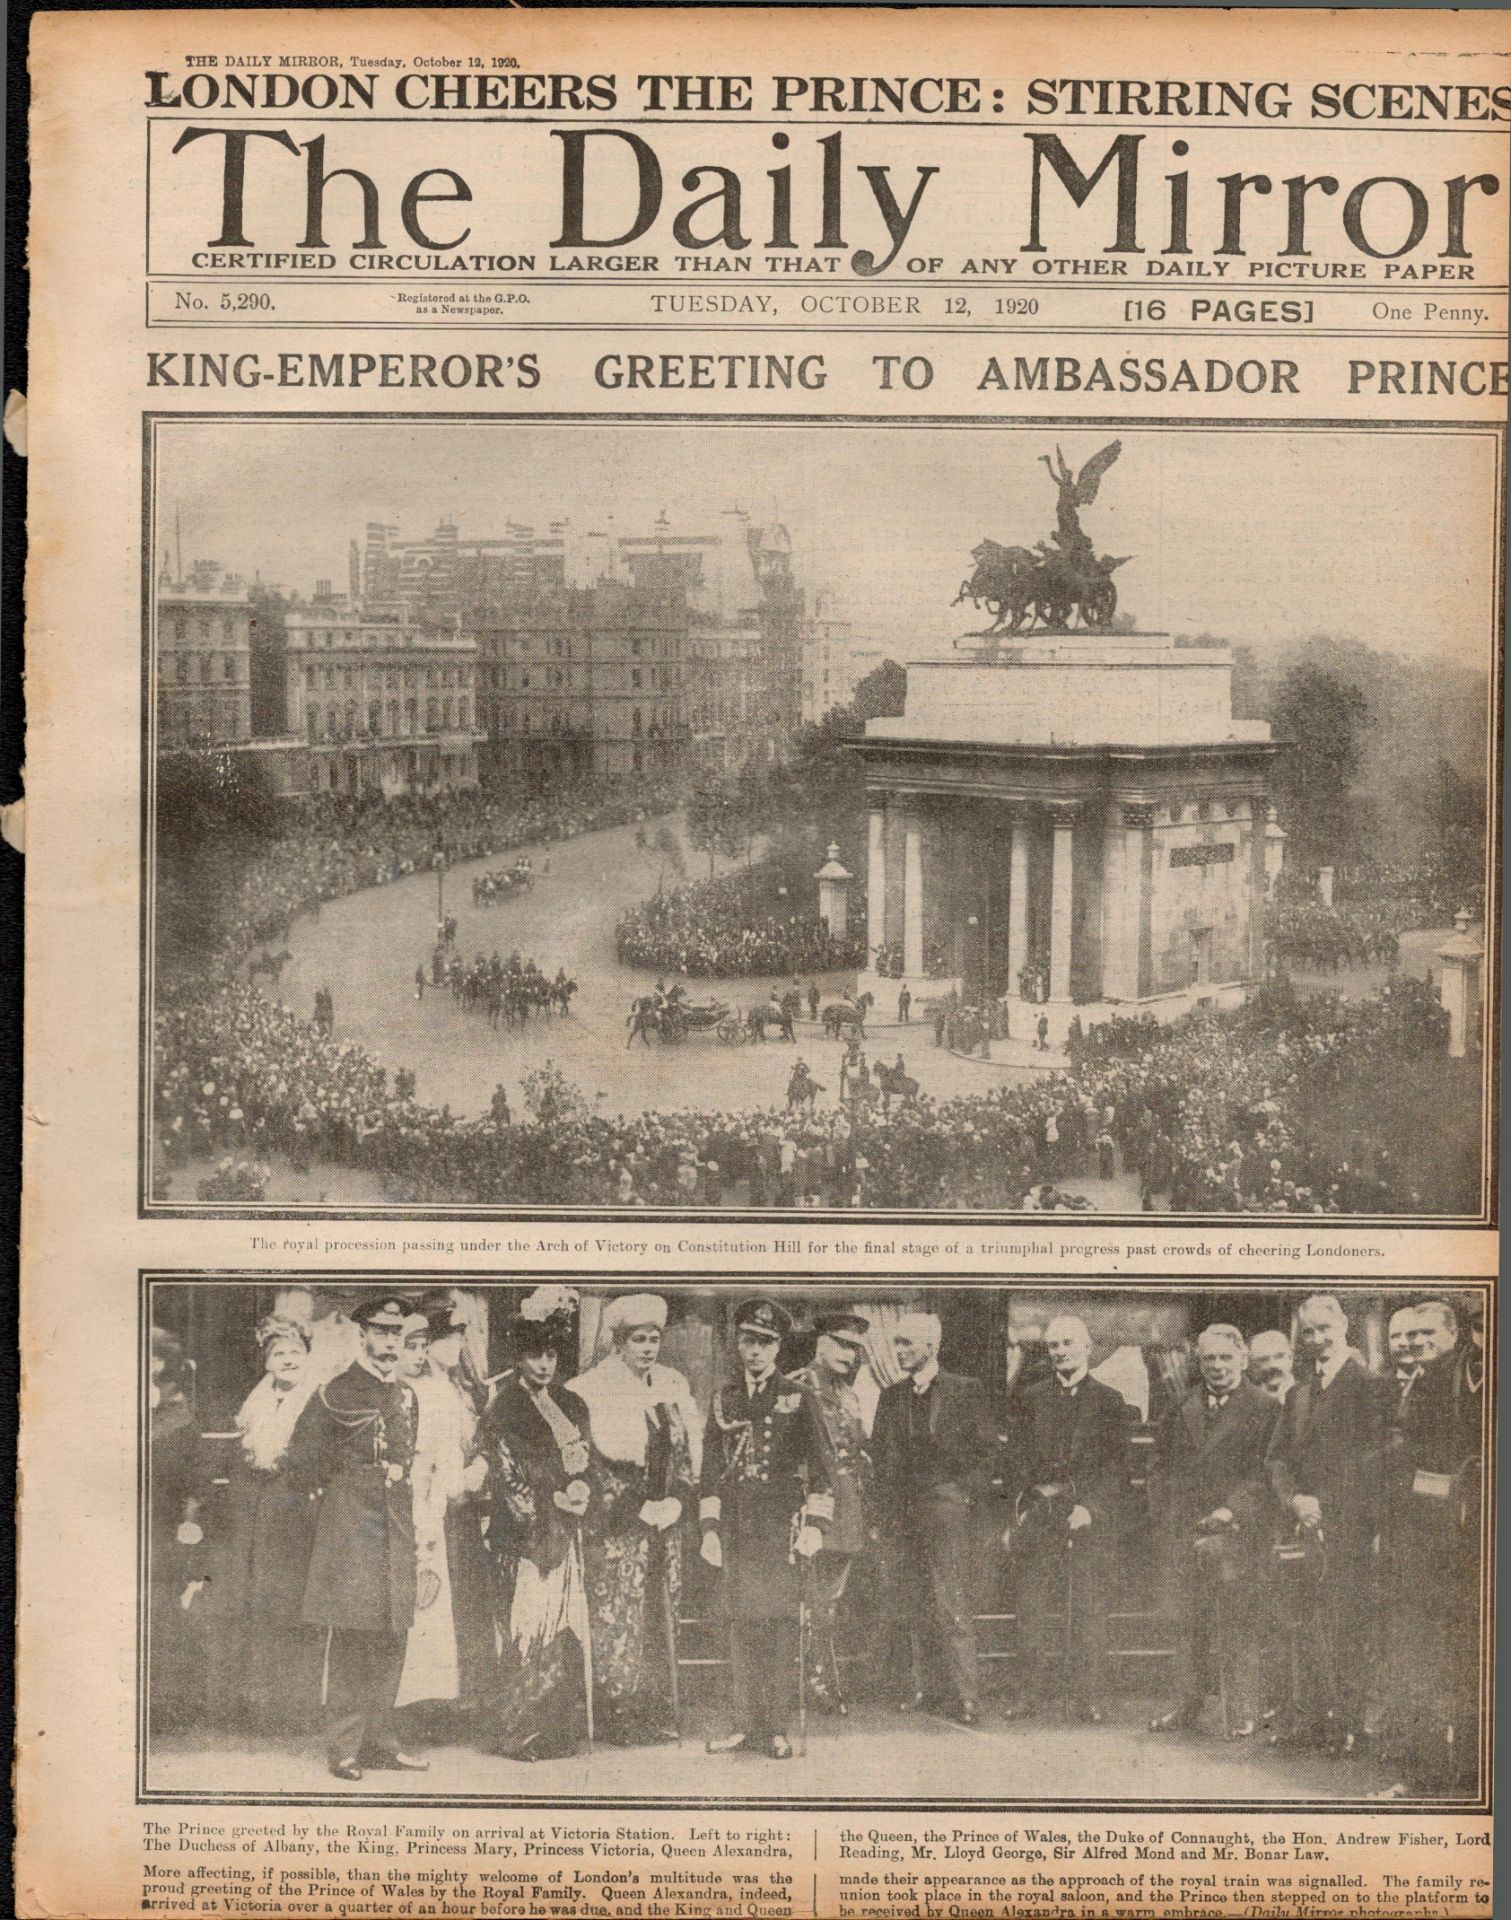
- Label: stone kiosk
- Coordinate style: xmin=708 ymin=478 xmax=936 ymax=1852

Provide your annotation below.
xmin=856 ymin=631 xmax=1278 ymax=1040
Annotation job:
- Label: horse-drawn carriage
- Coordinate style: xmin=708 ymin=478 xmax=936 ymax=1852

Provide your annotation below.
xmin=472 ymin=858 xmax=538 ymax=908
xmin=627 ymin=989 xmax=741 ymax=1046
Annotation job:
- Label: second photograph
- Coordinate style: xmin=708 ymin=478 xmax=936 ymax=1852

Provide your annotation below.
xmin=142 ymin=1273 xmax=1490 ymax=1810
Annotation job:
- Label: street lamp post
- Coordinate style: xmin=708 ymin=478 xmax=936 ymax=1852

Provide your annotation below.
xmin=434 ymin=848 xmax=447 ymax=926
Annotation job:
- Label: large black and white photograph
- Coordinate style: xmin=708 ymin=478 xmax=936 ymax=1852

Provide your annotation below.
xmin=143 ymin=419 xmax=1498 ymax=1218
xmin=143 ymin=1275 xmax=1491 ymax=1807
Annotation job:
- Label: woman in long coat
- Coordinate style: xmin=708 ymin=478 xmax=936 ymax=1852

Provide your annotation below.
xmin=480 ymin=1316 xmax=594 ymax=1760
xmin=213 ymin=1316 xmax=321 ymax=1733
xmin=569 ymin=1295 xmax=700 ymax=1745
xmin=396 ymin=1308 xmax=463 ymax=1718
xmin=148 ymin=1328 xmax=210 ymax=1736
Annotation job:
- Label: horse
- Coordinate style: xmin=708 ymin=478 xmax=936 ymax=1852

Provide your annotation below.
xmin=875 ymin=1060 xmax=920 ymax=1109
xmin=747 ymin=1004 xmax=796 ymax=1043
xmin=822 ymin=990 xmax=873 ymax=1041
xmin=248 ymin=947 xmax=293 ymax=985
xmin=549 ymin=976 xmax=578 ymax=1016
xmin=627 ymin=996 xmax=663 ymax=1047
xmin=786 ymin=1065 xmax=824 ymax=1113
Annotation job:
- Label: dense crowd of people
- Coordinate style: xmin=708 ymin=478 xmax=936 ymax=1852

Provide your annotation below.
xmin=152 ymin=973 xmax=1461 ymax=1215
xmin=181 ymin=778 xmax=675 ymax=986
xmin=1266 ymin=901 xmax=1402 ymax=973
xmin=1333 ymin=852 xmax=1486 ymax=928
xmin=1264 ymin=854 xmax=1486 ymax=974
xmin=616 ymin=867 xmax=866 ymax=978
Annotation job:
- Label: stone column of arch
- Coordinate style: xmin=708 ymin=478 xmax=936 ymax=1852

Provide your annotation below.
xmin=1120 ymin=802 xmax=1158 ymax=1001
xmin=866 ymin=800 xmax=887 ymax=963
xmin=1047 ymin=802 xmax=1079 ymax=1002
xmin=1247 ymin=791 xmax=1270 ymax=980
xmin=902 ymin=811 xmax=925 ymax=980
xmin=1006 ymin=806 xmax=1031 ymax=992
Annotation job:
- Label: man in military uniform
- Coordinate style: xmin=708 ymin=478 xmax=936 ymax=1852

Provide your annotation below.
xmin=791 ymin=1310 xmax=874 ymax=1714
xmin=699 ymin=1298 xmax=833 ymax=1759
xmin=287 ymin=1295 xmax=427 ymax=1782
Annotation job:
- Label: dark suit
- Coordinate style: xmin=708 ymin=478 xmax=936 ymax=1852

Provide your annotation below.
xmin=1445 ymin=1342 xmax=1487 ymax=1793
xmin=1147 ymin=1380 xmax=1279 ymax=1724
xmin=287 ymin=1361 xmax=417 ymax=1767
xmin=1383 ymin=1350 xmax=1484 ymax=1789
xmin=873 ymin=1369 xmax=993 ymax=1710
xmin=700 ymin=1372 xmax=833 ymax=1741
xmin=1006 ymin=1373 xmax=1132 ymax=1709
xmin=1265 ymin=1353 xmax=1391 ymax=1742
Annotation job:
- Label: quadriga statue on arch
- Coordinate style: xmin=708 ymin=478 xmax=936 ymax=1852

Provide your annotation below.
xmin=954 ymin=439 xmax=1130 ymax=636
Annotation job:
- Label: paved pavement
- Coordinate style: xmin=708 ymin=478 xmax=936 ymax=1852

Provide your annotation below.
xmin=260 ymin=815 xmax=1054 ymax=1128
xmin=231 ymin=819 xmax=1456 ymax=1210
xmin=147 ymin=1699 xmax=1391 ymax=1803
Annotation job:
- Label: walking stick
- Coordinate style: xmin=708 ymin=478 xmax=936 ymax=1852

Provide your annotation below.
xmin=574 ymin=1522 xmax=595 ymax=1752
xmin=1062 ymin=1533 xmax=1076 ymax=1720
xmin=1212 ymin=1558 xmax=1232 ymax=1741
xmin=798 ymin=1562 xmax=811 ymax=1758
xmin=1312 ymin=1534 xmax=1345 ymax=1748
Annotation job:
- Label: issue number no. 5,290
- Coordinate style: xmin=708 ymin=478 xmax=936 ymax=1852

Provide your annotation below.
xmin=170 ymin=291 xmax=275 ymax=314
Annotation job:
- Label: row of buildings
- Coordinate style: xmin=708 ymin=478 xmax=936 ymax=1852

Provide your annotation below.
xmin=155 ymin=510 xmax=879 ymax=798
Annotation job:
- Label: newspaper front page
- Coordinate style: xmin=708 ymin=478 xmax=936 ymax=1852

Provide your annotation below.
xmin=17 ymin=9 xmax=1504 ymax=1917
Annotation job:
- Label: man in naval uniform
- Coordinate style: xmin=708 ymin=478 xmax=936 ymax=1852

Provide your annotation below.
xmin=699 ymin=1298 xmax=834 ymax=1759
xmin=287 ymin=1294 xmax=427 ymax=1781
xmin=791 ymin=1310 xmax=875 ymax=1714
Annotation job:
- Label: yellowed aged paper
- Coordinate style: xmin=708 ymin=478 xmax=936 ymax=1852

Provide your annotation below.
xmin=17 ymin=9 xmax=1505 ymax=1918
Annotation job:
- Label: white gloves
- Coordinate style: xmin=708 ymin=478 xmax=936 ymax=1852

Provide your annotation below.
xmin=638 ymin=1497 xmax=682 ymax=1531
xmin=794 ymin=1524 xmax=823 ymax=1559
xmin=700 ymin=1533 xmax=723 ymax=1568
xmin=553 ymin=1478 xmax=590 ymax=1518
xmin=1067 ymin=1505 xmax=1092 ymax=1533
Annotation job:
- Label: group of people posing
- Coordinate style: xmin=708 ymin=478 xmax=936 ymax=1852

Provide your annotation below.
xmin=151 ymin=1287 xmax=1483 ymax=1796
